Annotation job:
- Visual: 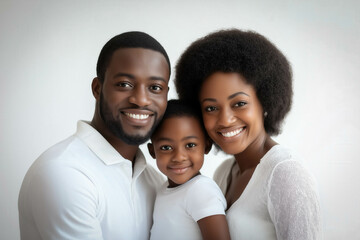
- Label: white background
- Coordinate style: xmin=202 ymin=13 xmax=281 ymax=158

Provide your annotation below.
xmin=1 ymin=0 xmax=359 ymax=239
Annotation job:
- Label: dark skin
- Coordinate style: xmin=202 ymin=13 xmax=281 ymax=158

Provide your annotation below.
xmin=91 ymin=48 xmax=169 ymax=162
xmin=198 ymin=215 xmax=230 ymax=240
xmin=225 ymin=135 xmax=276 ymax=208
xmin=199 ymin=72 xmax=277 ymax=209
xmin=148 ymin=116 xmax=230 ymax=240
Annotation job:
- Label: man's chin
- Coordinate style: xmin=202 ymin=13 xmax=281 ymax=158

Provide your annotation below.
xmin=119 ymin=134 xmax=151 ymax=145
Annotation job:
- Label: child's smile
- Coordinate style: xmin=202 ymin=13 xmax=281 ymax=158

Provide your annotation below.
xmin=148 ymin=116 xmax=210 ymax=188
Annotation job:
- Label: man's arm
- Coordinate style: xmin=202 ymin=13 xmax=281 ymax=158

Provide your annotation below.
xmin=21 ymin=163 xmax=103 ymax=240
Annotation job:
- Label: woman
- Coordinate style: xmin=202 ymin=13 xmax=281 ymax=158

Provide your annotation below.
xmin=175 ymin=29 xmax=321 ymax=239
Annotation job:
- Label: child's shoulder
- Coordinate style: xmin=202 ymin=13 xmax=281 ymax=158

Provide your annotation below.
xmin=187 ymin=175 xmax=222 ymax=193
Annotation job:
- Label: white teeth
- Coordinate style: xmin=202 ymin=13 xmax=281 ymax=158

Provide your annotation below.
xmin=125 ymin=113 xmax=150 ymax=120
xmin=221 ymin=128 xmax=243 ymax=137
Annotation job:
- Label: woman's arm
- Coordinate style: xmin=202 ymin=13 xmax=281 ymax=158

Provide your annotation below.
xmin=198 ymin=214 xmax=230 ymax=240
xmin=268 ymin=160 xmax=322 ymax=240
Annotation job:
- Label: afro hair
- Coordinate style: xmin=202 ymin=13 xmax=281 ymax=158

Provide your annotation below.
xmin=175 ymin=29 xmax=293 ymax=136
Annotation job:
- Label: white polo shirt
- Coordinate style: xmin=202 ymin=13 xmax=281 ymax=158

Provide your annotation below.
xmin=18 ymin=121 xmax=165 ymax=240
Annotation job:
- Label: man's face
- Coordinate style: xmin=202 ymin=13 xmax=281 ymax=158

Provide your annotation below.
xmin=99 ymin=48 xmax=169 ymax=145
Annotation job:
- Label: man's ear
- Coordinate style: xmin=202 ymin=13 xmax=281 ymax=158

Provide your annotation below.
xmin=204 ymin=138 xmax=212 ymax=154
xmin=91 ymin=77 xmax=101 ymax=100
xmin=147 ymin=143 xmax=156 ymax=159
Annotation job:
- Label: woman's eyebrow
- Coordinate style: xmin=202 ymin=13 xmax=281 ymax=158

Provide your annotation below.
xmin=201 ymin=91 xmax=250 ymax=104
xmin=228 ymin=92 xmax=249 ymax=99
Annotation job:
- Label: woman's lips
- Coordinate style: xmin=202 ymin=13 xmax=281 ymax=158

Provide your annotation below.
xmin=218 ymin=127 xmax=245 ymax=138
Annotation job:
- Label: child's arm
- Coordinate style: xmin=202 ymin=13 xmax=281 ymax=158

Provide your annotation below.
xmin=198 ymin=214 xmax=230 ymax=240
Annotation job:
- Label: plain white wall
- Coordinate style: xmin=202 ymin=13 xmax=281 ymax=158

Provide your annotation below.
xmin=1 ymin=0 xmax=359 ymax=239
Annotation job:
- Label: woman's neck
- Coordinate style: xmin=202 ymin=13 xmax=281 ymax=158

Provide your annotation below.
xmin=234 ymin=135 xmax=277 ymax=173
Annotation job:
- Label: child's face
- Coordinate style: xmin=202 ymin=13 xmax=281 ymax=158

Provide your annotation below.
xmin=148 ymin=116 xmax=210 ymax=188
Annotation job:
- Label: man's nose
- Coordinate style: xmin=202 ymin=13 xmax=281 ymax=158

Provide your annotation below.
xmin=128 ymin=85 xmax=151 ymax=107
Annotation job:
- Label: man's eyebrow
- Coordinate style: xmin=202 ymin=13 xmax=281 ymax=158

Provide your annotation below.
xmin=113 ymin=73 xmax=167 ymax=83
xmin=113 ymin=73 xmax=135 ymax=79
xmin=149 ymin=76 xmax=167 ymax=83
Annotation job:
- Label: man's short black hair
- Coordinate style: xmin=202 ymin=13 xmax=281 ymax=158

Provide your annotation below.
xmin=175 ymin=29 xmax=293 ymax=136
xmin=96 ymin=31 xmax=171 ymax=83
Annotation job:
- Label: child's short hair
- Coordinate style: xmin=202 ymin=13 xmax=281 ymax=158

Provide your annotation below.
xmin=153 ymin=99 xmax=208 ymax=139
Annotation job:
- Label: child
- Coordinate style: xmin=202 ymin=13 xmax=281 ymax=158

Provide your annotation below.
xmin=147 ymin=99 xmax=230 ymax=240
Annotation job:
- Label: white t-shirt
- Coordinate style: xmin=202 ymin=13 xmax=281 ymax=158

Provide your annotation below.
xmin=150 ymin=175 xmax=227 ymax=240
xmin=214 ymin=145 xmax=322 ymax=240
xmin=18 ymin=121 xmax=165 ymax=240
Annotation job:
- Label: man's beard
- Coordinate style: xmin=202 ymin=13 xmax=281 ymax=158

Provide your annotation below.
xmin=99 ymin=92 xmax=160 ymax=145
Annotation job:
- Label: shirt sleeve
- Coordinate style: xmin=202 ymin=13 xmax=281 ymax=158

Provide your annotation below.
xmin=26 ymin=162 xmax=103 ymax=240
xmin=185 ymin=177 xmax=227 ymax=222
xmin=267 ymin=160 xmax=322 ymax=240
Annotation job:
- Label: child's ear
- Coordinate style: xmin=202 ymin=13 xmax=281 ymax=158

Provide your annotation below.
xmin=147 ymin=143 xmax=156 ymax=159
xmin=204 ymin=138 xmax=212 ymax=154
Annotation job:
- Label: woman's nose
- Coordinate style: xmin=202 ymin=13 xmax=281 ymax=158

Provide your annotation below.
xmin=218 ymin=107 xmax=236 ymax=126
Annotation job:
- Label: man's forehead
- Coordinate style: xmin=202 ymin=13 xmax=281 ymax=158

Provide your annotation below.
xmin=109 ymin=48 xmax=170 ymax=78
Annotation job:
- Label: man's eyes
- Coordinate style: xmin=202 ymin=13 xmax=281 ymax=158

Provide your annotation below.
xmin=116 ymin=82 xmax=132 ymax=88
xmin=149 ymin=84 xmax=164 ymax=93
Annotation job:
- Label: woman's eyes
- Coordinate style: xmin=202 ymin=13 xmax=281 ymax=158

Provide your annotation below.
xmin=234 ymin=101 xmax=246 ymax=107
xmin=204 ymin=101 xmax=246 ymax=112
xmin=204 ymin=106 xmax=217 ymax=112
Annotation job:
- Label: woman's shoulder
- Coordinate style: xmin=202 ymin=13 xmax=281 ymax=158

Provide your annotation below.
xmin=214 ymin=157 xmax=235 ymax=177
xmin=261 ymin=145 xmax=294 ymax=166
xmin=264 ymin=145 xmax=318 ymax=193
xmin=213 ymin=157 xmax=236 ymax=193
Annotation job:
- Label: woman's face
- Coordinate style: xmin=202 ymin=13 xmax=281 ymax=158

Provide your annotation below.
xmin=199 ymin=72 xmax=266 ymax=155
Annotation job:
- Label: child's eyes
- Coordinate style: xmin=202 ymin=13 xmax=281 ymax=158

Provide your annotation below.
xmin=160 ymin=145 xmax=172 ymax=151
xmin=186 ymin=143 xmax=197 ymax=148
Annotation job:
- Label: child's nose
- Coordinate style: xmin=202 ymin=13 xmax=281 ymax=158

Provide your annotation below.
xmin=172 ymin=148 xmax=187 ymax=162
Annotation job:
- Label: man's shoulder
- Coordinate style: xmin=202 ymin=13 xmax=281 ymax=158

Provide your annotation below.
xmin=36 ymin=135 xmax=85 ymax=165
xmin=23 ymin=135 xmax=91 ymax=181
xmin=142 ymin=164 xmax=166 ymax=185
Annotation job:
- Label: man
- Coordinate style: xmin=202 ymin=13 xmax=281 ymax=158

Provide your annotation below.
xmin=18 ymin=31 xmax=170 ymax=239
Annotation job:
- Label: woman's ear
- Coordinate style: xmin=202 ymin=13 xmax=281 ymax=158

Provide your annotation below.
xmin=91 ymin=77 xmax=101 ymax=100
xmin=147 ymin=143 xmax=156 ymax=159
xmin=204 ymin=138 xmax=212 ymax=154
